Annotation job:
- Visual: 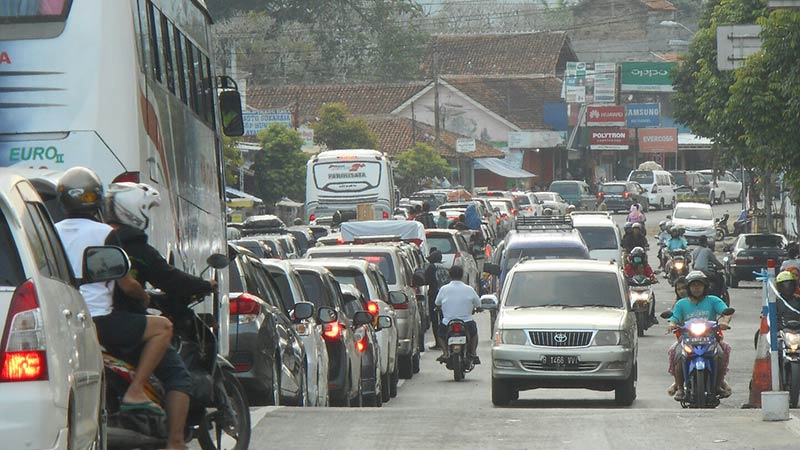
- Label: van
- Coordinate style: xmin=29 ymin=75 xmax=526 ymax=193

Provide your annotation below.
xmin=548 ymin=180 xmax=596 ymax=211
xmin=627 ymin=170 xmax=676 ymax=210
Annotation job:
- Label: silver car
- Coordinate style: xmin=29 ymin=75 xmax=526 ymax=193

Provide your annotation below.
xmin=487 ymin=259 xmax=638 ymax=407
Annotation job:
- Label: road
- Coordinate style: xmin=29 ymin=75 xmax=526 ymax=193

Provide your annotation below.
xmin=243 ymin=203 xmax=800 ymax=450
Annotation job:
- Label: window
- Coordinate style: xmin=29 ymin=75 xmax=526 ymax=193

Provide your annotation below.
xmin=298 ymin=272 xmax=333 ymax=309
xmin=0 ymin=0 xmax=72 ymax=22
xmin=427 ymin=236 xmax=456 ymax=254
xmin=136 ymin=0 xmax=151 ymax=75
xmin=268 ymin=269 xmax=297 ymax=315
xmin=601 ymin=184 xmax=626 ymax=194
xmin=172 ymin=24 xmax=188 ymax=104
xmin=505 ymin=271 xmax=623 ymax=308
xmin=147 ymin=3 xmax=163 ymax=83
xmin=629 ymin=171 xmax=654 ymax=184
xmin=228 ymin=261 xmax=245 ymax=292
xmin=329 ymin=269 xmax=370 ymax=301
xmin=0 ymin=212 xmax=25 ymax=287
xmin=193 ymin=46 xmax=206 ymax=119
xmin=576 ymin=226 xmax=619 ymax=251
xmin=161 ymin=16 xmax=176 ymax=94
xmin=744 ymin=235 xmax=785 ymax=248
xmin=20 ymin=204 xmax=56 ymax=279
xmin=673 ymin=206 xmax=713 ymax=221
xmin=202 ymin=54 xmax=215 ymax=126
xmin=502 ymin=246 xmax=589 ymax=271
xmin=184 ymin=36 xmax=197 ymax=112
xmin=30 ymin=203 xmax=71 ymax=282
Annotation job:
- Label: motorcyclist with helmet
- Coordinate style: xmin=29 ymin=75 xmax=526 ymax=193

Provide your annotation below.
xmin=666 ymin=226 xmax=688 ymax=251
xmin=624 ymin=247 xmax=658 ymax=325
xmin=691 ymin=235 xmax=725 ymax=295
xmin=435 ymin=265 xmax=482 ymax=364
xmin=622 ymin=222 xmax=648 ymax=254
xmin=656 ymin=221 xmax=671 ymax=269
xmin=776 ymin=270 xmax=800 ymax=327
xmin=53 ymin=168 xmax=175 ymax=420
xmin=666 ymin=271 xmax=733 ymax=401
xmin=104 ymin=182 xmax=218 ymax=450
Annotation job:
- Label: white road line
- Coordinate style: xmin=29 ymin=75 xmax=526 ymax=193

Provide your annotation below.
xmin=250 ymin=406 xmax=284 ymax=429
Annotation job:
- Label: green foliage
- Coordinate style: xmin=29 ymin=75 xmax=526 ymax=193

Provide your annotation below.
xmin=251 ymin=124 xmax=309 ymax=209
xmin=311 ymin=103 xmax=379 ymax=150
xmin=394 ymin=143 xmax=451 ymax=195
xmin=222 ymin=136 xmax=243 ymax=188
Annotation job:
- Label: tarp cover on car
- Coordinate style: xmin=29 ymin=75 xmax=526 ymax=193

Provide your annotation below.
xmin=340 ymin=220 xmax=429 ymax=255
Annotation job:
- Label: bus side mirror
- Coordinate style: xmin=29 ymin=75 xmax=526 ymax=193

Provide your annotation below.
xmin=219 ymin=90 xmax=244 ymax=137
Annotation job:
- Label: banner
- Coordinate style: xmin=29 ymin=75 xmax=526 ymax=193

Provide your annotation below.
xmin=586 ymin=105 xmax=626 ymax=127
xmin=590 ymin=128 xmax=629 ymax=150
xmin=620 ymin=62 xmax=677 ymax=92
xmin=638 ymin=128 xmax=678 ymax=153
xmin=626 ymin=103 xmax=661 ymax=128
xmin=564 ymin=62 xmax=617 ymax=104
xmin=242 ymin=110 xmax=292 ymax=136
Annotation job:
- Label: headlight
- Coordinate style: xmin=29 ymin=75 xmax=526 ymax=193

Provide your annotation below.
xmin=494 ymin=329 xmax=527 ymax=345
xmin=593 ymin=330 xmax=620 ymax=346
xmin=689 ymin=322 xmax=708 ymax=336
xmin=784 ymin=332 xmax=800 ymax=347
xmin=631 ymin=292 xmax=649 ymax=302
xmin=674 ymin=261 xmax=685 ymax=270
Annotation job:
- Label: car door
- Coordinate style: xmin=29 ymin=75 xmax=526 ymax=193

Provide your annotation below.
xmin=455 ymin=233 xmax=479 ymax=289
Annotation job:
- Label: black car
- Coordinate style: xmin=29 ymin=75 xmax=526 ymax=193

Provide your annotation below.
xmin=228 ymin=246 xmax=309 ymax=406
xmin=724 ymin=233 xmax=789 ymax=287
xmin=598 ymin=181 xmax=649 ymax=213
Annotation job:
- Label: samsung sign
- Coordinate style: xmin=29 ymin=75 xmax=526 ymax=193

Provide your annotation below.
xmin=626 ymin=103 xmax=660 ymax=128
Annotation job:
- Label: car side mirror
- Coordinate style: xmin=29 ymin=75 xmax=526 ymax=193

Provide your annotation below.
xmin=353 ymin=310 xmax=373 ymax=327
xmin=660 ymin=310 xmax=674 ymax=319
xmin=389 ymin=291 xmax=409 ymax=306
xmin=317 ymin=306 xmax=337 ymax=323
xmin=81 ymin=246 xmax=130 ymax=285
xmin=480 ymin=294 xmax=499 ymax=310
xmin=483 ymin=262 xmax=500 ymax=276
xmin=293 ymin=301 xmax=314 ymax=321
xmin=376 ymin=315 xmax=393 ymax=330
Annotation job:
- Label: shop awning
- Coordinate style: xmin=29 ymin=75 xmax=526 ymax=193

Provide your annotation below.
xmin=474 ymin=158 xmax=536 ymax=179
xmin=225 ymin=186 xmax=263 ymax=204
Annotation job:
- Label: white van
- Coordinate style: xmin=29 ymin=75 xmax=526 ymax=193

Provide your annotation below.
xmin=627 ymin=169 xmax=676 ymax=210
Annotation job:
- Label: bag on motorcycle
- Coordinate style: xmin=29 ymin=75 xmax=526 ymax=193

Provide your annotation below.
xmin=178 ymin=340 xmax=216 ymax=406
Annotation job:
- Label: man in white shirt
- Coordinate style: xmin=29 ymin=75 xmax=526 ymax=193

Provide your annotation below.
xmin=435 ymin=265 xmax=482 ymax=363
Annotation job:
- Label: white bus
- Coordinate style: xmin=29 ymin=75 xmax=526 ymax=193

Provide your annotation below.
xmin=305 ymin=149 xmax=397 ymax=222
xmin=0 ymin=1 xmax=243 ymax=349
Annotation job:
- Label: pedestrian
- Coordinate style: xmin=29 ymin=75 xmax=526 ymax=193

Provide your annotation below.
xmin=436 ymin=211 xmax=449 ymax=229
xmin=416 ymin=202 xmax=436 ymax=229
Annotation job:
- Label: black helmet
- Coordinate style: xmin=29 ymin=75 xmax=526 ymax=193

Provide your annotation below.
xmin=428 ymin=250 xmax=443 ymax=264
xmin=57 ymin=167 xmax=104 ymax=216
xmin=630 ymin=246 xmax=646 ymax=265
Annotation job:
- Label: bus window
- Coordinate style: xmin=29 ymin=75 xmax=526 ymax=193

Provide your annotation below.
xmin=146 ymin=2 xmax=163 ymax=83
xmin=184 ymin=37 xmax=198 ymax=113
xmin=193 ymin=46 xmax=206 ymax=120
xmin=0 ymin=0 xmax=72 ymax=20
xmin=135 ymin=0 xmax=150 ymax=76
xmin=161 ymin=16 xmax=176 ymax=94
xmin=202 ymin=55 xmax=215 ymax=126
xmin=173 ymin=24 xmax=188 ymax=104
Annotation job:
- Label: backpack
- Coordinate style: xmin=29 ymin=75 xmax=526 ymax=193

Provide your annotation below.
xmin=435 ymin=264 xmax=451 ymax=287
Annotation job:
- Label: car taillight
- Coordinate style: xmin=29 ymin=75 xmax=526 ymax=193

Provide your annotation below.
xmin=526 ymin=207 xmax=532 ymax=212
xmin=113 ymin=171 xmax=140 ymax=184
xmin=623 ymin=192 xmax=630 ymax=198
xmin=392 ymin=301 xmax=409 ymax=310
xmin=502 ymin=214 xmax=509 ymax=219
xmin=485 ymin=244 xmax=492 ymax=258
xmin=323 ymin=321 xmax=342 ymax=340
xmin=598 ymin=192 xmax=604 ymax=198
xmin=309 ymin=214 xmax=316 ymax=222
xmin=355 ymin=328 xmax=367 ymax=353
xmin=451 ymin=323 xmax=462 ymax=333
xmin=510 ymin=208 xmax=516 ymax=215
xmin=336 ymin=237 xmax=344 ymax=244
xmin=382 ymin=211 xmax=389 ymax=219
xmin=1 ymin=280 xmax=47 ymax=382
xmin=230 ymin=294 xmax=261 ymax=324
xmin=366 ymin=301 xmax=379 ymax=316
xmin=735 ymin=256 xmax=755 ymax=263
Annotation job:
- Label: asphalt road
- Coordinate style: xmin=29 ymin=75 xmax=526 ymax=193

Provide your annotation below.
xmin=240 ymin=203 xmax=800 ymax=450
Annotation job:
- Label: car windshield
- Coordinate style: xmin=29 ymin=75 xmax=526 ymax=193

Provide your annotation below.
xmin=426 ymin=235 xmax=456 ymax=254
xmin=235 ymin=241 xmax=268 ymax=259
xmin=672 ymin=173 xmax=687 ymax=185
xmin=307 ymin=252 xmax=396 ymax=284
xmin=329 ymin=269 xmax=370 ymax=300
xmin=266 ymin=271 xmax=294 ymax=315
xmin=743 ymin=235 xmax=784 ymax=248
xmin=601 ymin=184 xmax=626 ymax=193
xmin=515 ymin=195 xmax=531 ymax=206
xmin=576 ymin=226 xmax=619 ymax=250
xmin=505 ymin=271 xmax=623 ymax=308
xmin=550 ymin=182 xmax=578 ymax=195
xmin=489 ymin=201 xmax=510 ymax=212
xmin=503 ymin=246 xmax=589 ymax=270
xmin=673 ymin=206 xmax=713 ymax=220
xmin=629 ymin=171 xmax=654 ymax=184
xmin=534 ymin=193 xmax=554 ymax=202
xmin=297 ymin=272 xmax=334 ymax=309
xmin=1 ymin=0 xmax=72 ymax=22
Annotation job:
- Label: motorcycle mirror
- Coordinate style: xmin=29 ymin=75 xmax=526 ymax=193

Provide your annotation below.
xmin=721 ymin=307 xmax=735 ymax=316
xmin=206 ymin=253 xmax=230 ymax=270
xmin=786 ymin=320 xmax=800 ymax=330
xmin=660 ymin=310 xmax=674 ymax=319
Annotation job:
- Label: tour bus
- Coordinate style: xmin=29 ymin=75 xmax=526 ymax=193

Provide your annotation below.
xmin=305 ymin=149 xmax=397 ymax=222
xmin=0 ymin=1 xmax=244 ymax=352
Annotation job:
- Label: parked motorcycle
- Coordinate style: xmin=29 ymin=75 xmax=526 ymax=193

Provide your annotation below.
xmin=780 ymin=320 xmax=800 ymax=408
xmin=105 ymin=254 xmax=252 ymax=450
xmin=628 ymin=275 xmax=656 ymax=337
xmin=715 ymin=213 xmax=730 ymax=241
xmin=661 ymin=307 xmax=735 ymax=409
xmin=667 ymin=249 xmax=691 ymax=286
xmin=732 ymin=210 xmax=753 ymax=236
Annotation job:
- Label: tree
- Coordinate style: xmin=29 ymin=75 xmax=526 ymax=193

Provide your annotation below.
xmin=250 ymin=124 xmax=309 ymax=210
xmin=394 ymin=143 xmax=451 ymax=195
xmin=311 ymin=103 xmax=379 ymax=150
xmin=222 ymin=136 xmax=243 ymax=188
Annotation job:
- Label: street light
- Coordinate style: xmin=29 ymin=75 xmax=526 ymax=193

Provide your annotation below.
xmin=668 ymin=39 xmax=691 ymax=46
xmin=660 ymin=20 xmax=695 ymax=35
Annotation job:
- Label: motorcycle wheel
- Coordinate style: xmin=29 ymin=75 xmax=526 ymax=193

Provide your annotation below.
xmin=690 ymin=370 xmax=708 ymax=408
xmin=635 ymin=311 xmax=646 ymax=337
xmin=790 ymin=362 xmax=800 ymax=408
xmin=198 ymin=370 xmax=251 ymax=450
xmin=715 ymin=228 xmax=725 ymax=242
xmin=452 ymin=354 xmax=464 ymax=382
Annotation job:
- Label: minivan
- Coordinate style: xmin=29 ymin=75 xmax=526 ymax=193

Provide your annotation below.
xmin=627 ymin=170 xmax=676 ymax=210
xmin=548 ymin=180 xmax=595 ymax=211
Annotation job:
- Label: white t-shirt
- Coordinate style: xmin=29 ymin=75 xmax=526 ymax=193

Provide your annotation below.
xmin=55 ymin=218 xmax=115 ymax=317
xmin=435 ymin=280 xmax=481 ymax=324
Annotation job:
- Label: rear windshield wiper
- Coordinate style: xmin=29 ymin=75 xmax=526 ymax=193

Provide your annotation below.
xmin=576 ymin=304 xmax=621 ymax=308
xmin=514 ymin=304 xmax=571 ymax=309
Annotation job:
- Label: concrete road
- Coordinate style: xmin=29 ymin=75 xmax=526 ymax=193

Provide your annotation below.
xmin=243 ymin=203 xmax=800 ymax=449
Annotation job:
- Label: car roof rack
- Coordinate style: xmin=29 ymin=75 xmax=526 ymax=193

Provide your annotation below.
xmin=569 ymin=211 xmax=612 ymax=217
xmin=351 ymin=235 xmax=403 ymax=244
xmin=515 ymin=215 xmax=574 ymax=231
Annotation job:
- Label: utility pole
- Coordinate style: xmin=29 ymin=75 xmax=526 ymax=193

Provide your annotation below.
xmin=433 ymin=43 xmax=440 ymax=153
xmin=411 ymin=101 xmax=417 ymax=145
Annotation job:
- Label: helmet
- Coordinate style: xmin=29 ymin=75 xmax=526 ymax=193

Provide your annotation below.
xmin=105 ymin=182 xmax=161 ymax=230
xmin=57 ymin=167 xmax=104 ymax=216
xmin=629 ymin=246 xmax=646 ymax=265
xmin=777 ymin=270 xmax=798 ymax=284
xmin=685 ymin=270 xmax=709 ymax=286
xmin=428 ymin=250 xmax=443 ymax=264
xmin=632 ymin=222 xmax=643 ymax=230
xmin=624 ymin=222 xmax=633 ymax=231
xmin=566 ymin=204 xmax=576 ymax=213
xmin=659 ymin=220 xmax=667 ymax=231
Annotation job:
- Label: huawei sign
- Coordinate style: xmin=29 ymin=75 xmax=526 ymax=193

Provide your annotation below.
xmin=586 ymin=105 xmax=626 ymax=127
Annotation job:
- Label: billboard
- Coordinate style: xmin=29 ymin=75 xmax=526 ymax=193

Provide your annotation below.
xmin=586 ymin=105 xmax=626 ymax=127
xmin=242 ymin=110 xmax=293 ymax=136
xmin=620 ymin=62 xmax=677 ymax=92
xmin=564 ymin=62 xmax=617 ymax=104
xmin=590 ymin=128 xmax=629 ymax=150
xmin=626 ymin=103 xmax=661 ymax=128
xmin=638 ymin=128 xmax=678 ymax=153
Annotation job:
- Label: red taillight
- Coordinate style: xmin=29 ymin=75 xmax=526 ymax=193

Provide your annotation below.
xmin=451 ymin=323 xmax=463 ymax=333
xmin=502 ymin=214 xmax=509 ymax=219
xmin=113 ymin=171 xmax=140 ymax=184
xmin=1 ymin=281 xmax=47 ymax=382
xmin=526 ymin=207 xmax=532 ymax=212
xmin=454 ymin=251 xmax=462 ymax=262
xmin=309 ymin=214 xmax=316 ymax=222
xmin=392 ymin=301 xmax=409 ymax=310
xmin=234 ymin=363 xmax=252 ymax=373
xmin=598 ymin=192 xmax=604 ymax=198
xmin=229 ymin=293 xmax=261 ymax=315
xmin=366 ymin=301 xmax=379 ymax=316
xmin=323 ymin=322 xmax=342 ymax=339
xmin=355 ymin=329 xmax=368 ymax=352
xmin=510 ymin=208 xmax=516 ymax=215
xmin=336 ymin=237 xmax=344 ymax=244
xmin=623 ymin=192 xmax=630 ymax=198
xmin=382 ymin=211 xmax=389 ymax=219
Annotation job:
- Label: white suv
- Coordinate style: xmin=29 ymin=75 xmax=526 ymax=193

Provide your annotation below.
xmin=0 ymin=172 xmax=129 ymax=450
xmin=698 ymin=170 xmax=743 ymax=204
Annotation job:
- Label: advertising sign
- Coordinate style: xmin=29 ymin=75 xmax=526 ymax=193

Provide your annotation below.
xmin=620 ymin=62 xmax=677 ymax=92
xmin=456 ymin=138 xmax=476 ymax=153
xmin=543 ymin=102 xmax=569 ymax=130
xmin=564 ymin=62 xmax=617 ymax=104
xmin=298 ymin=127 xmax=314 ymax=152
xmin=586 ymin=105 xmax=626 ymax=127
xmin=590 ymin=128 xmax=629 ymax=150
xmin=626 ymin=103 xmax=661 ymax=128
xmin=242 ymin=110 xmax=293 ymax=136
xmin=593 ymin=62 xmax=617 ymax=104
xmin=638 ymin=128 xmax=678 ymax=153
xmin=565 ymin=62 xmax=587 ymax=103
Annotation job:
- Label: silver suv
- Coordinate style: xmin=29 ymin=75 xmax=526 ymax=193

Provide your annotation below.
xmin=487 ymin=259 xmax=638 ymax=406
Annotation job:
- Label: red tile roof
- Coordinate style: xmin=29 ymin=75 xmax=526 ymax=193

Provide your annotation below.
xmin=364 ymin=117 xmax=504 ymax=160
xmin=421 ymin=32 xmax=576 ymax=77
xmin=641 ymin=0 xmax=677 ymax=11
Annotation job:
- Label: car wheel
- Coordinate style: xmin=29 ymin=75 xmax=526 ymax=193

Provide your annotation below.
xmin=730 ymin=274 xmax=739 ymax=288
xmin=659 ymin=198 xmax=666 ymax=210
xmin=381 ymin=371 xmax=391 ymax=403
xmin=709 ymin=191 xmax=716 ymax=205
xmin=390 ymin=362 xmax=399 ymax=397
xmin=398 ymin=352 xmax=413 ymax=379
xmin=643 ymin=202 xmax=649 ymax=213
xmin=615 ymin=363 xmax=637 ymax=406
xmin=492 ymin=378 xmax=514 ymax=406
xmin=412 ymin=349 xmax=421 ymax=374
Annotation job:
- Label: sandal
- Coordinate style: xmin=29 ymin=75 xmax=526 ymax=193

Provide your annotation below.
xmin=120 ymin=399 xmax=165 ymax=416
xmin=667 ymin=383 xmax=678 ymax=396
xmin=673 ymin=389 xmax=685 ymax=401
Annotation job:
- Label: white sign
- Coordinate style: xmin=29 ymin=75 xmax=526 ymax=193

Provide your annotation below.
xmin=456 ymin=138 xmax=476 ymax=153
xmin=716 ymin=25 xmax=762 ymax=71
xmin=242 ymin=110 xmax=292 ymax=136
xmin=508 ymin=131 xmax=564 ymax=149
xmin=298 ymin=127 xmax=314 ymax=152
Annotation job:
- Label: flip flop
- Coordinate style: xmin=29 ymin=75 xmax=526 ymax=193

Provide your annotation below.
xmin=120 ymin=399 xmax=165 ymax=416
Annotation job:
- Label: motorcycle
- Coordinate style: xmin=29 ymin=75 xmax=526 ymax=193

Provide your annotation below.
xmin=715 ymin=213 xmax=730 ymax=241
xmin=779 ymin=320 xmax=800 ymax=408
xmin=732 ymin=210 xmax=753 ymax=236
xmin=707 ymin=267 xmax=731 ymax=306
xmin=661 ymin=307 xmax=735 ymax=409
xmin=105 ymin=254 xmax=251 ymax=450
xmin=440 ymin=296 xmax=497 ymax=381
xmin=628 ymin=275 xmax=656 ymax=337
xmin=667 ymin=249 xmax=690 ymax=286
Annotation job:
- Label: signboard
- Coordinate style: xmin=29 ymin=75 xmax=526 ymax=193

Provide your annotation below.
xmin=298 ymin=127 xmax=314 ymax=152
xmin=242 ymin=110 xmax=293 ymax=136
xmin=508 ymin=131 xmax=533 ymax=148
xmin=565 ymin=62 xmax=587 ymax=103
xmin=586 ymin=105 xmax=626 ymax=127
xmin=564 ymin=62 xmax=617 ymax=104
xmin=543 ymin=102 xmax=569 ymax=131
xmin=716 ymin=25 xmax=762 ymax=71
xmin=590 ymin=128 xmax=629 ymax=150
xmin=620 ymin=62 xmax=677 ymax=92
xmin=626 ymin=103 xmax=661 ymax=128
xmin=593 ymin=63 xmax=617 ymax=104
xmin=456 ymin=138 xmax=476 ymax=153
xmin=638 ymin=128 xmax=678 ymax=153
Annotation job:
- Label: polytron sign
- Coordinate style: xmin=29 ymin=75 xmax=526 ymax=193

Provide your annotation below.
xmin=621 ymin=62 xmax=677 ymax=92
xmin=638 ymin=128 xmax=678 ymax=153
xmin=590 ymin=128 xmax=629 ymax=150
xmin=586 ymin=105 xmax=626 ymax=127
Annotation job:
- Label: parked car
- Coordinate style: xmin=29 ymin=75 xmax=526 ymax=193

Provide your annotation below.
xmin=669 ymin=202 xmax=716 ymax=247
xmin=698 ymin=170 xmax=743 ymax=204
xmin=549 ymin=180 xmax=596 ymax=211
xmin=570 ymin=212 xmax=624 ymax=264
xmin=627 ymin=169 xmax=676 ymax=210
xmin=228 ymin=246 xmax=309 ymax=406
xmin=670 ymin=170 xmax=712 ymax=203
xmin=231 ymin=238 xmax=276 ymax=259
xmin=532 ymin=192 xmax=569 ymax=216
xmin=261 ymin=259 xmax=331 ymax=406
xmin=488 ymin=259 xmax=638 ymax=407
xmin=598 ymin=181 xmax=649 ymax=213
xmin=287 ymin=226 xmax=317 ymax=256
xmin=0 ymin=173 xmax=121 ymax=450
xmin=723 ymin=233 xmax=789 ymax=287
xmin=424 ymin=229 xmax=481 ymax=291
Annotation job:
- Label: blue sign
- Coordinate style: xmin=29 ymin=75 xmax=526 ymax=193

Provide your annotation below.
xmin=543 ymin=103 xmax=569 ymax=131
xmin=625 ymin=103 xmax=660 ymax=128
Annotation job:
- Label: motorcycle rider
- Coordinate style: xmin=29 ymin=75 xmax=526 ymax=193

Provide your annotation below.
xmin=666 ymin=271 xmax=733 ymax=400
xmin=780 ymin=243 xmax=800 ymax=272
xmin=627 ymin=204 xmax=645 ymax=225
xmin=435 ymin=265 xmax=481 ymax=364
xmin=416 ymin=201 xmax=437 ymax=229
xmin=105 ymin=182 xmax=218 ymax=450
xmin=692 ymin=235 xmax=725 ymax=294
xmin=54 ymin=168 xmax=174 ymax=417
xmin=666 ymin=226 xmax=688 ymax=251
xmin=425 ymin=249 xmax=445 ymax=349
xmin=656 ymin=221 xmax=671 ymax=269
xmin=776 ymin=270 xmax=800 ymax=326
xmin=622 ymin=222 xmax=648 ymax=253
xmin=671 ymin=276 xmax=689 ymax=309
xmin=624 ymin=247 xmax=658 ymax=325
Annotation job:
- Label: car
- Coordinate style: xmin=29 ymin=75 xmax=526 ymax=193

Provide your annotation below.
xmin=487 ymin=259 xmax=638 ymax=407
xmin=598 ymin=181 xmax=649 ymax=213
xmin=262 ymin=259 xmax=331 ymax=406
xmin=227 ymin=246 xmax=309 ymax=406
xmin=723 ymin=233 xmax=789 ymax=288
xmin=0 ymin=173 xmax=123 ymax=450
xmin=627 ymin=169 xmax=676 ymax=210
xmin=548 ymin=180 xmax=596 ymax=211
xmin=242 ymin=214 xmax=287 ymax=231
xmin=287 ymin=226 xmax=317 ymax=256
xmin=305 ymin=244 xmax=423 ymax=379
xmin=532 ymin=191 xmax=569 ymax=216
xmin=670 ymin=170 xmax=712 ymax=203
xmin=485 ymin=198 xmax=517 ymax=238
xmin=337 ymin=284 xmax=384 ymax=407
xmin=512 ymin=192 xmax=544 ymax=216
xmin=669 ymin=202 xmax=716 ymax=247
xmin=230 ymin=238 xmax=276 ymax=259
xmin=570 ymin=212 xmax=624 ymax=264
xmin=424 ymin=229 xmax=481 ymax=291
xmin=698 ymin=170 xmax=743 ymax=205
xmin=438 ymin=200 xmax=497 ymax=236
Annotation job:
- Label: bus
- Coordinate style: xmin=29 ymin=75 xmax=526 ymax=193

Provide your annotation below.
xmin=0 ymin=1 xmax=243 ymax=351
xmin=305 ymin=149 xmax=397 ymax=222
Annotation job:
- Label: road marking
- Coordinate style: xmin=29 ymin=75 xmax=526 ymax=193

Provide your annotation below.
xmin=250 ymin=406 xmax=284 ymax=429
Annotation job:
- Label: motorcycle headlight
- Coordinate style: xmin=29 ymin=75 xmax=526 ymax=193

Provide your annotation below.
xmin=689 ymin=322 xmax=708 ymax=337
xmin=495 ymin=329 xmax=527 ymax=345
xmin=631 ymin=291 xmax=649 ymax=302
xmin=784 ymin=332 xmax=800 ymax=347
xmin=674 ymin=261 xmax=685 ymax=270
xmin=593 ymin=330 xmax=620 ymax=346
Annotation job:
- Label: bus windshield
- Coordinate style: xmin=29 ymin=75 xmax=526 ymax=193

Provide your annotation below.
xmin=1 ymin=0 xmax=72 ymax=22
xmin=313 ymin=160 xmax=382 ymax=192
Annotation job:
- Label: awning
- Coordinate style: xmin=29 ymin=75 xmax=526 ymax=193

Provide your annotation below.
xmin=225 ymin=186 xmax=263 ymax=204
xmin=678 ymin=133 xmax=713 ymax=151
xmin=474 ymin=158 xmax=536 ymax=179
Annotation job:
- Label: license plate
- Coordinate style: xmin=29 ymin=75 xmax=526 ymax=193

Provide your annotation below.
xmin=448 ymin=336 xmax=467 ymax=345
xmin=542 ymin=355 xmax=579 ymax=368
xmin=687 ymin=336 xmax=711 ymax=345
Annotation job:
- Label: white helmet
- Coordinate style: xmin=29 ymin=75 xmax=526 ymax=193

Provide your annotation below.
xmin=105 ymin=182 xmax=161 ymax=230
